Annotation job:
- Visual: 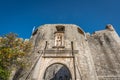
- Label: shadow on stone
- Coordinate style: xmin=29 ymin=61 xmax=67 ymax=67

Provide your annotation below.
xmin=44 ymin=63 xmax=72 ymax=80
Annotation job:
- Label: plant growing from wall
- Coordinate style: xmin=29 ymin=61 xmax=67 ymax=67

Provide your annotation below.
xmin=0 ymin=33 xmax=32 ymax=80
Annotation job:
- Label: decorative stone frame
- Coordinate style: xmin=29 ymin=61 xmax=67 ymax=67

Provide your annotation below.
xmin=53 ymin=25 xmax=65 ymax=48
xmin=54 ymin=32 xmax=64 ymax=47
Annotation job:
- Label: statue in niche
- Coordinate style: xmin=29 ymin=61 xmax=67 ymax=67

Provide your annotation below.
xmin=55 ymin=34 xmax=62 ymax=46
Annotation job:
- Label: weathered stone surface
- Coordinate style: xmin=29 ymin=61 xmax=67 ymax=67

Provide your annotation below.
xmin=87 ymin=27 xmax=120 ymax=80
xmin=14 ymin=24 xmax=120 ymax=80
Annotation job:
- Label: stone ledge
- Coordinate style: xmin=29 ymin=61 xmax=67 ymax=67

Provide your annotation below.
xmin=52 ymin=46 xmax=65 ymax=48
xmin=43 ymin=56 xmax=74 ymax=58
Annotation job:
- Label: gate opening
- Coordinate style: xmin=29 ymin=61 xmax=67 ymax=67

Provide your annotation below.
xmin=43 ymin=63 xmax=72 ymax=80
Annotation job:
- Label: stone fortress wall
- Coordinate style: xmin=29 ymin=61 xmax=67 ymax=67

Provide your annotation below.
xmin=16 ymin=24 xmax=120 ymax=80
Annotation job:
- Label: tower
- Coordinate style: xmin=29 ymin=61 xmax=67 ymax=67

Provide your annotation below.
xmin=28 ymin=24 xmax=97 ymax=80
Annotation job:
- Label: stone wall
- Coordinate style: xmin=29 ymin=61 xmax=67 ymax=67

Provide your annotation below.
xmin=87 ymin=25 xmax=120 ymax=80
xmin=14 ymin=24 xmax=120 ymax=80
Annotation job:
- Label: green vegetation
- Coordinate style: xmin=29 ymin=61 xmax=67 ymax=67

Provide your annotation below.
xmin=0 ymin=33 xmax=32 ymax=80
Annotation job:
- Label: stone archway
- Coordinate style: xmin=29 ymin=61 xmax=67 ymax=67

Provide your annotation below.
xmin=43 ymin=63 xmax=72 ymax=80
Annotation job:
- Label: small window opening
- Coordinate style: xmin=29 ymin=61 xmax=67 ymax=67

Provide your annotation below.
xmin=77 ymin=27 xmax=84 ymax=35
xmin=56 ymin=25 xmax=65 ymax=32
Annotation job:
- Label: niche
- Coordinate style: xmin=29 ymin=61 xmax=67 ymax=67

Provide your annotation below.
xmin=54 ymin=32 xmax=64 ymax=47
xmin=53 ymin=25 xmax=65 ymax=48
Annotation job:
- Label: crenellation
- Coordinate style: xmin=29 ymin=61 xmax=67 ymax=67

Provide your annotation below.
xmin=106 ymin=24 xmax=114 ymax=31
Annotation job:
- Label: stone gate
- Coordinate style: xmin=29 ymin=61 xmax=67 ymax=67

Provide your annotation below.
xmin=15 ymin=24 xmax=120 ymax=80
xmin=30 ymin=24 xmax=97 ymax=80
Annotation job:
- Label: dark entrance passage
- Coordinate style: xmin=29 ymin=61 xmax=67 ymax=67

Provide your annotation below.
xmin=43 ymin=63 xmax=72 ymax=80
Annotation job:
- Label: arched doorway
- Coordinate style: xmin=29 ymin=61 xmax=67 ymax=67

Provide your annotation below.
xmin=43 ymin=63 xmax=72 ymax=80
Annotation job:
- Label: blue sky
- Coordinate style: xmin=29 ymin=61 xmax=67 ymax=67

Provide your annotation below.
xmin=0 ymin=0 xmax=120 ymax=38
